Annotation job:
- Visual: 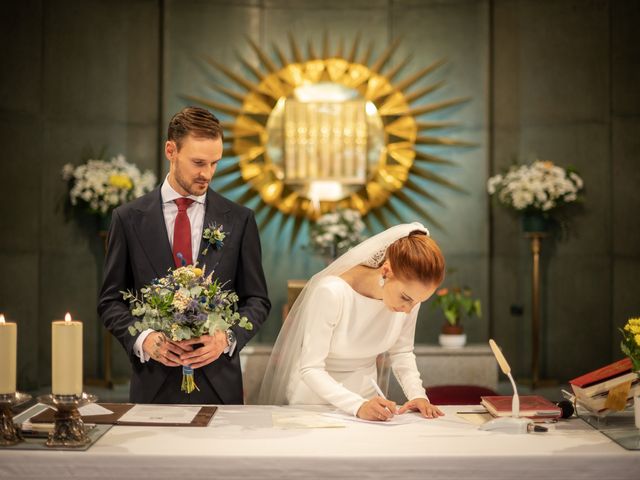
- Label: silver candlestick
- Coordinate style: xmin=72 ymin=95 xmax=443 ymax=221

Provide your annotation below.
xmin=0 ymin=391 xmax=32 ymax=446
xmin=37 ymin=393 xmax=97 ymax=448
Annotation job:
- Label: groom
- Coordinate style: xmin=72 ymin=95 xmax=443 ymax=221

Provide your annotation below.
xmin=98 ymin=106 xmax=271 ymax=404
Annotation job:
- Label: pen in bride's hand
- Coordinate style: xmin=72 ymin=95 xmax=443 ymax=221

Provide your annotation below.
xmin=369 ymin=377 xmax=387 ymax=399
xmin=369 ymin=378 xmax=396 ymax=414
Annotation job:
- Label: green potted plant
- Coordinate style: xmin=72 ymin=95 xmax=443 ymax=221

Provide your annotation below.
xmin=431 ymin=285 xmax=482 ymax=348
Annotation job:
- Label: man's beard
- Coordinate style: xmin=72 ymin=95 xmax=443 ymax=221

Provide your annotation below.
xmin=177 ymin=172 xmax=208 ymax=196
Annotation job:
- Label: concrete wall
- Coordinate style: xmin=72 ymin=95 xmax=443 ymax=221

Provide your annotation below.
xmin=490 ymin=0 xmax=640 ymax=380
xmin=0 ymin=0 xmax=638 ymax=391
xmin=0 ymin=0 xmax=161 ymax=389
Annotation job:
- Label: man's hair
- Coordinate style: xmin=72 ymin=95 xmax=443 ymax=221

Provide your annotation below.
xmin=386 ymin=231 xmax=446 ymax=286
xmin=167 ymin=106 xmax=224 ymax=149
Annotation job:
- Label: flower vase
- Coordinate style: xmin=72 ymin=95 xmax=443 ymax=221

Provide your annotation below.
xmin=97 ymin=214 xmax=111 ymax=253
xmin=438 ymin=324 xmax=467 ymax=348
xmin=521 ymin=213 xmax=549 ymax=233
xmin=635 ymin=394 xmax=640 ymax=429
xmin=97 ymin=214 xmax=112 ymax=234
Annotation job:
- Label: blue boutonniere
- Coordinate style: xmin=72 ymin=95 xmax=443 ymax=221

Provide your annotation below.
xmin=202 ymin=222 xmax=226 ymax=255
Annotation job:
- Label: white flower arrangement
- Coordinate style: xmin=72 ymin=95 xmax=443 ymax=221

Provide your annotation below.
xmin=309 ymin=208 xmax=365 ymax=258
xmin=62 ymin=154 xmax=157 ymax=216
xmin=487 ymin=160 xmax=584 ymax=213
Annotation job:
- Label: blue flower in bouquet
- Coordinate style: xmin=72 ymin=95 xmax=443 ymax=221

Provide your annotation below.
xmin=123 ymin=264 xmax=252 ymax=393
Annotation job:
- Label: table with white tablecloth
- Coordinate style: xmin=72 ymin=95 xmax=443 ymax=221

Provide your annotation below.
xmin=1 ymin=405 xmax=639 ymax=480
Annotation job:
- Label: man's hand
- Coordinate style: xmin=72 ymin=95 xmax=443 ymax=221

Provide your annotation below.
xmin=177 ymin=330 xmax=228 ymax=369
xmin=142 ymin=332 xmax=191 ymax=367
xmin=356 ymin=397 xmax=397 ymax=421
xmin=398 ymin=398 xmax=444 ymax=419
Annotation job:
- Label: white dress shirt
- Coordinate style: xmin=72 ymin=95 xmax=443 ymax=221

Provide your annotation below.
xmin=133 ymin=177 xmax=234 ymax=362
xmin=159 ymin=177 xmax=206 ymax=264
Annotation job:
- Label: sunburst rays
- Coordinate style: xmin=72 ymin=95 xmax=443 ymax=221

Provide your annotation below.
xmin=186 ymin=34 xmax=471 ymax=242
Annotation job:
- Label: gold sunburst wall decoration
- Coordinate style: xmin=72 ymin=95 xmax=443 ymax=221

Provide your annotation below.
xmin=185 ymin=33 xmax=472 ymax=242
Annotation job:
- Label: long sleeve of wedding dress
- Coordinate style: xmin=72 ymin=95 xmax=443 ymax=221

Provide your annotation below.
xmin=288 ymin=276 xmax=427 ymax=416
xmin=388 ymin=311 xmax=429 ymax=402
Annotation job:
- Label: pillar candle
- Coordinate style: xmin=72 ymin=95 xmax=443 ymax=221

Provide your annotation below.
xmin=0 ymin=314 xmax=17 ymax=394
xmin=51 ymin=313 xmax=82 ymax=396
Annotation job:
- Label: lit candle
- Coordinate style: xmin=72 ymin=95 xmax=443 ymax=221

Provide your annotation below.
xmin=51 ymin=313 xmax=83 ymax=396
xmin=0 ymin=314 xmax=17 ymax=394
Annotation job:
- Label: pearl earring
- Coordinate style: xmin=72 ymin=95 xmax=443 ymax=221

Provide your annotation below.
xmin=378 ymin=276 xmax=385 ymax=287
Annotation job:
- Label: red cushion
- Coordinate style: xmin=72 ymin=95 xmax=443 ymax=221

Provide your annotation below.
xmin=425 ymin=385 xmax=498 ymax=405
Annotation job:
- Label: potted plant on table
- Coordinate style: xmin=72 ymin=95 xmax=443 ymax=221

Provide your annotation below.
xmin=431 ymin=285 xmax=482 ymax=348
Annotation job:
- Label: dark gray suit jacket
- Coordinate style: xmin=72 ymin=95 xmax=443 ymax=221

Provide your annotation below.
xmin=98 ymin=187 xmax=270 ymax=403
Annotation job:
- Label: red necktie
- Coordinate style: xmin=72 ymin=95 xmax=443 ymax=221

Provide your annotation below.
xmin=173 ymin=197 xmax=195 ymax=267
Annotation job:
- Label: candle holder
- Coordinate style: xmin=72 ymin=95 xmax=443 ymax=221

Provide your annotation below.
xmin=37 ymin=392 xmax=97 ymax=448
xmin=0 ymin=391 xmax=32 ymax=446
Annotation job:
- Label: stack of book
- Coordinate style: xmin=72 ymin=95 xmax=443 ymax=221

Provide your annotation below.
xmin=569 ymin=358 xmax=640 ymax=412
xmin=480 ymin=395 xmax=562 ymax=421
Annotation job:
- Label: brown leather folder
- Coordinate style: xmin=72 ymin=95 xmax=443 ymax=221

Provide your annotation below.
xmin=29 ymin=403 xmax=217 ymax=427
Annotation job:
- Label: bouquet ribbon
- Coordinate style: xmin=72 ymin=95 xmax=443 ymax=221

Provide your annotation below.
xmin=181 ymin=366 xmax=200 ymax=394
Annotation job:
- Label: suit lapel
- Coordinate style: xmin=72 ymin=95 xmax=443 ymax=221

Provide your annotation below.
xmin=132 ymin=189 xmax=174 ymax=278
xmin=197 ymin=189 xmax=232 ymax=273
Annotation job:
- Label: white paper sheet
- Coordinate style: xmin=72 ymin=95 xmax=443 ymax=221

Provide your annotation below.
xmin=34 ymin=402 xmax=113 ymax=416
xmin=272 ymin=412 xmax=346 ymax=429
xmin=456 ymin=412 xmax=492 ymax=425
xmin=322 ymin=410 xmax=428 ymax=426
xmin=79 ymin=403 xmax=114 ymax=416
xmin=118 ymin=405 xmax=200 ymax=424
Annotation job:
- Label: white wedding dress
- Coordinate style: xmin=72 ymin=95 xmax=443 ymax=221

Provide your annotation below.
xmin=286 ymin=275 xmax=428 ymax=416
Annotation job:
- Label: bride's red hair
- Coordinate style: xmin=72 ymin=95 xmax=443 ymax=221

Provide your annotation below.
xmin=386 ymin=231 xmax=445 ymax=286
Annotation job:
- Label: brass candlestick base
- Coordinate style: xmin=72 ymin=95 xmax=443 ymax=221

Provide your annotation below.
xmin=37 ymin=393 xmax=97 ymax=448
xmin=0 ymin=392 xmax=32 ymax=446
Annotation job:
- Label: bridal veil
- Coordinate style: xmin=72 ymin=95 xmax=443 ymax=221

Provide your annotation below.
xmin=258 ymin=222 xmax=429 ymax=405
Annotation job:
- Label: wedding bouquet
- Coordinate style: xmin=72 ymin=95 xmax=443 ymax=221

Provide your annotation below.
xmin=309 ymin=208 xmax=365 ymax=259
xmin=62 ymin=154 xmax=156 ymax=217
xmin=620 ymin=317 xmax=640 ymax=372
xmin=487 ymin=160 xmax=584 ymax=213
xmin=124 ymin=265 xmax=252 ymax=393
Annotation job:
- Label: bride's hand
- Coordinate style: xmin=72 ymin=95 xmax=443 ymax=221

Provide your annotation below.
xmin=398 ymin=398 xmax=444 ymax=418
xmin=357 ymin=397 xmax=397 ymax=421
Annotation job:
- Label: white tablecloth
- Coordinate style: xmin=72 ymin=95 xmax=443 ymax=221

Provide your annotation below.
xmin=1 ymin=405 xmax=639 ymax=479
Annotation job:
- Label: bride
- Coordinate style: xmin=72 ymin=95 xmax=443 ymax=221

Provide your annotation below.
xmin=259 ymin=223 xmax=446 ymax=421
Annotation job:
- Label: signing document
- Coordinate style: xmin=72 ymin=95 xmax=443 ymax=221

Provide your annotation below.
xmin=118 ymin=405 xmax=200 ymax=424
xmin=322 ymin=410 xmax=428 ymax=426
